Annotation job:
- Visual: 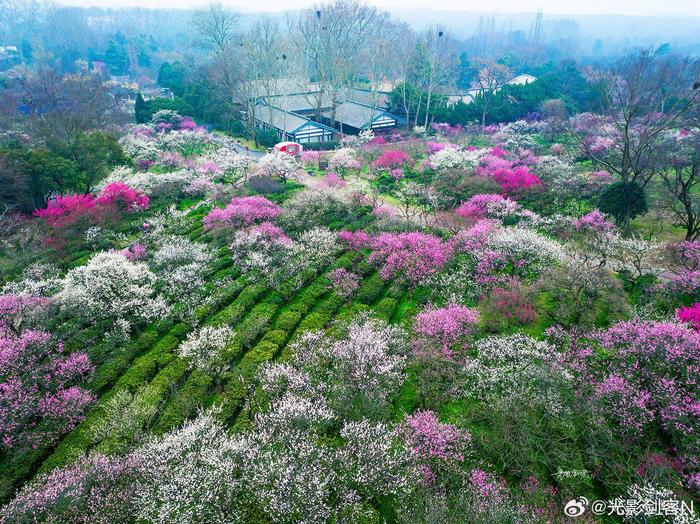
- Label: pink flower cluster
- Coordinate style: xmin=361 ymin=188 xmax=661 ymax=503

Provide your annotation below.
xmin=469 ymin=469 xmax=506 ymax=502
xmin=560 ymin=320 xmax=700 ymax=484
xmin=476 ymin=151 xmax=542 ymax=196
xmin=300 ymin=150 xmax=321 ymax=165
xmin=197 ymin=162 xmax=222 ymax=175
xmin=368 ymin=232 xmax=455 ymax=286
xmin=573 ymin=209 xmax=614 ymax=232
xmin=338 ymin=230 xmax=370 ymax=250
xmin=33 ymin=194 xmax=100 ymax=228
xmin=373 ymin=150 xmax=413 ymax=170
xmin=96 ymin=183 xmax=150 ymax=211
xmin=121 ymin=243 xmax=147 ymax=261
xmin=426 ymin=141 xmax=448 ymax=155
xmin=327 ymin=268 xmax=360 ymax=298
xmin=34 ymin=183 xmax=149 ymax=231
xmin=414 ymin=304 xmax=479 ymax=357
xmin=483 ymin=283 xmax=537 ymax=325
xmin=402 ymin=410 xmax=471 ymax=483
xmin=203 ymin=196 xmax=282 ymax=230
xmin=248 ymin=222 xmax=291 ymax=245
xmin=0 ymin=330 xmax=94 ymax=450
xmin=431 ymin=122 xmax=463 ymax=137
xmin=2 ymin=453 xmax=141 ymax=523
xmin=676 ymin=303 xmax=700 ymax=331
xmin=322 ymin=172 xmax=348 ymax=188
xmin=158 ymin=151 xmax=184 ymax=168
xmin=456 ymin=194 xmax=518 ymax=220
xmin=491 ymin=165 xmax=541 ymax=195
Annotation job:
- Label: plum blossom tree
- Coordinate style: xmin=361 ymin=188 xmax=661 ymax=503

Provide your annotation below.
xmin=429 ymin=147 xmax=481 ymax=172
xmin=373 ymin=150 xmax=413 ymax=171
xmin=95 ymin=183 xmax=150 ymax=212
xmin=456 ymin=194 xmax=521 ymax=221
xmin=552 ymin=320 xmax=700 ymax=487
xmin=401 ymin=410 xmax=472 ymax=483
xmin=328 ymin=148 xmax=361 ymax=178
xmin=177 ymin=325 xmax=236 ymax=373
xmin=414 ymin=304 xmax=479 ymax=358
xmin=368 ymin=232 xmax=455 ymax=287
xmin=327 ymin=268 xmax=360 ymax=299
xmin=203 ymin=196 xmax=282 ymax=230
xmin=0 ymin=330 xmax=94 ymax=451
xmin=570 ymin=50 xmax=700 ymax=226
xmin=676 ymin=303 xmax=700 ymax=331
xmin=0 ymin=453 xmax=141 ymax=523
xmin=256 ymin=151 xmax=301 ymax=182
xmin=56 ymin=252 xmax=168 ymax=338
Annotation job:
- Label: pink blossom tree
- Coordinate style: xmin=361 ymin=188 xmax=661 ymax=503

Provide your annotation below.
xmin=0 ymin=330 xmax=94 ymax=450
xmin=96 ymin=183 xmax=150 ymax=212
xmin=203 ymin=196 xmax=282 ymax=230
xmin=328 ymin=148 xmax=361 ymax=179
xmin=553 ymin=320 xmax=700 ymax=487
xmin=676 ymin=303 xmax=700 ymax=331
xmin=368 ymin=232 xmax=455 ymax=287
xmin=401 ymin=410 xmax=472 ymax=483
xmin=373 ymin=150 xmax=413 ymax=171
xmin=414 ymin=304 xmax=480 ymax=357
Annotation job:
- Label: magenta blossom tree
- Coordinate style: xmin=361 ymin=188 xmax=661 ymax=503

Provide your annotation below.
xmin=96 ymin=183 xmax=150 ymax=212
xmin=553 ymin=320 xmax=700 ymax=488
xmin=401 ymin=410 xmax=472 ymax=484
xmin=676 ymin=303 xmax=700 ymax=331
xmin=368 ymin=232 xmax=455 ymax=286
xmin=373 ymin=150 xmax=413 ymax=170
xmin=414 ymin=304 xmax=480 ymax=358
xmin=203 ymin=196 xmax=282 ymax=230
xmin=0 ymin=330 xmax=94 ymax=450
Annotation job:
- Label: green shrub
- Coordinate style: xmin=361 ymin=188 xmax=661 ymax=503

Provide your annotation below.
xmin=598 ymin=181 xmax=648 ymax=225
xmin=151 ymin=370 xmax=214 ymax=435
xmin=274 ymin=310 xmax=303 ymax=332
xmin=255 ymin=128 xmax=279 ymax=148
xmin=372 ymin=298 xmax=398 ymax=322
xmin=261 ymin=329 xmax=287 ymax=346
xmin=355 ymin=274 xmax=385 ymax=305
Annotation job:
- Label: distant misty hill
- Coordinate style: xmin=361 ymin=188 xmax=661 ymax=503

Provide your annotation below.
xmin=383 ymin=8 xmax=700 ymax=52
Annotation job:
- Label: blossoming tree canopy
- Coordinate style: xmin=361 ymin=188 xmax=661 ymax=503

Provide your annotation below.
xmin=0 ymin=330 xmax=94 ymax=450
xmin=203 ymin=196 xmax=282 ymax=230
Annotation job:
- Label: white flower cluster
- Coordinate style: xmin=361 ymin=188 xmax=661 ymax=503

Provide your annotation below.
xmin=535 ymin=155 xmax=580 ymax=192
xmin=208 ymin=147 xmax=250 ymax=182
xmin=271 ymin=314 xmax=408 ymax=418
xmin=177 ymin=325 xmax=236 ymax=372
xmin=461 ymin=334 xmax=569 ymax=417
xmin=99 ymin=166 xmax=197 ymax=196
xmin=256 ymin=151 xmax=300 ymax=180
xmin=607 ymin=234 xmax=663 ymax=279
xmin=56 ymin=252 xmax=169 ymax=332
xmin=135 ymin=412 xmax=246 ymax=524
xmin=151 ymin=236 xmax=214 ymax=298
xmin=486 ymin=226 xmax=565 ymax=277
xmin=429 ymin=147 xmax=483 ymax=171
xmin=2 ymin=263 xmax=62 ymax=298
xmin=157 ymin=129 xmax=210 ymax=153
xmin=278 ymin=189 xmax=350 ymax=232
xmin=119 ymin=134 xmax=159 ymax=163
xmin=129 ymin=316 xmax=416 ymax=524
xmin=232 ymin=226 xmax=341 ymax=293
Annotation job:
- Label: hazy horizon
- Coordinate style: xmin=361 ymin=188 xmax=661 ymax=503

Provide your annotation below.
xmin=50 ymin=0 xmax=700 ymax=17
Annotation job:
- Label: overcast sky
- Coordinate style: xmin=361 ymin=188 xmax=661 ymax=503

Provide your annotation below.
xmin=55 ymin=0 xmax=700 ymax=16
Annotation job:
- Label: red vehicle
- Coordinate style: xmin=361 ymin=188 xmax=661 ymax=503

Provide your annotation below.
xmin=273 ymin=141 xmax=303 ymax=156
